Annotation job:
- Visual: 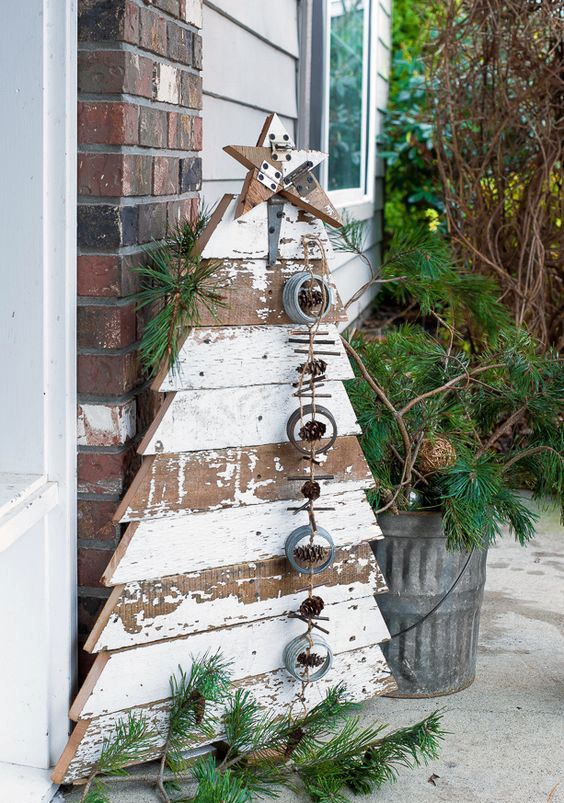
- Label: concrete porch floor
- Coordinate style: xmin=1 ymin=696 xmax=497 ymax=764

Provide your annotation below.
xmin=62 ymin=499 xmax=564 ymax=803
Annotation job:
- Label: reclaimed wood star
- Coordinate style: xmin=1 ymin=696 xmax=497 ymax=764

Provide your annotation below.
xmin=224 ymin=113 xmax=342 ymax=228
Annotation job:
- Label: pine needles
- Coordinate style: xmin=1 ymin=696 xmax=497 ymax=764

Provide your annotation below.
xmin=76 ymin=656 xmax=445 ymax=803
xmin=134 ymin=208 xmax=225 ymax=377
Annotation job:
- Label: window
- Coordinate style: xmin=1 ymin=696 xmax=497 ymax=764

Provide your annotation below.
xmin=316 ymin=0 xmax=376 ymax=208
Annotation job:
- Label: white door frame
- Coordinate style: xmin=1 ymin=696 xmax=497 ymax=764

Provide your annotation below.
xmin=0 ymin=0 xmax=77 ymax=799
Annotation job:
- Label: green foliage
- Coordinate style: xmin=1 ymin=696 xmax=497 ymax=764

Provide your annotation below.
xmin=133 ymin=207 xmax=225 ymax=377
xmin=380 ymin=0 xmax=441 ymax=236
xmin=346 ymin=325 xmax=563 ymax=550
xmin=78 ymin=659 xmax=445 ymax=803
xmin=166 ymin=653 xmax=232 ymax=772
xmin=331 ymin=220 xmax=511 ymax=342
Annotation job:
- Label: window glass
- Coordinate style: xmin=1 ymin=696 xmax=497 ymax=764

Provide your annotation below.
xmin=328 ymin=0 xmax=367 ymax=192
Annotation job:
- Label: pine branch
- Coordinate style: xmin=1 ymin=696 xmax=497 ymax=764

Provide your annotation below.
xmin=133 ymin=206 xmax=226 ymax=377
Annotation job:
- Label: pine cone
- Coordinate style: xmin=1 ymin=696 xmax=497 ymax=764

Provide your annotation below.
xmin=294 ymin=543 xmax=329 ymax=566
xmin=298 ymin=287 xmax=324 ymax=310
xmin=299 ymin=420 xmax=327 ymax=442
xmin=284 ymin=727 xmax=305 ymax=758
xmin=299 ymin=595 xmax=325 ymax=618
xmin=301 ymin=480 xmax=321 ymax=500
xmin=297 ymin=358 xmax=327 ymax=378
xmin=189 ymin=690 xmax=206 ymax=724
xmin=297 ymin=651 xmax=325 ymax=668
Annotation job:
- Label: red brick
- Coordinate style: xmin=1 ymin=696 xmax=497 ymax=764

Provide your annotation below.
xmin=124 ymin=0 xmax=139 ymax=44
xmin=78 ymin=350 xmax=139 ymax=395
xmin=154 ymin=0 xmax=181 ymax=16
xmin=139 ymin=7 xmax=168 ymax=56
xmin=78 ymin=498 xmax=120 ymax=542
xmin=168 ymin=111 xmax=195 ymax=149
xmin=78 ymin=254 xmax=141 ymax=298
xmin=78 ymin=304 xmax=137 ymax=349
xmin=153 ymin=156 xmax=179 ymax=195
xmin=192 ymin=32 xmax=202 ymax=70
xmin=180 ymin=71 xmax=202 ymax=109
xmin=78 ymin=50 xmax=153 ymax=98
xmin=78 ymin=153 xmax=123 ymax=196
xmin=138 ymin=201 xmax=167 ymax=242
xmin=78 ymin=102 xmax=139 ymax=146
xmin=192 ymin=115 xmax=202 ymax=150
xmin=78 ymin=447 xmax=138 ymax=495
xmin=78 ymin=547 xmax=114 ymax=587
xmin=167 ymin=197 xmax=197 ymax=230
xmin=78 ymin=595 xmax=109 ymax=637
xmin=139 ymin=106 xmax=167 ymax=147
xmin=167 ymin=21 xmax=192 ymax=64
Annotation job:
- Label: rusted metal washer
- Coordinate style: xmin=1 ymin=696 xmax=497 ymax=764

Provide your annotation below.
xmin=283 ymin=272 xmax=334 ymax=324
xmin=286 ymin=404 xmax=337 ymax=455
xmin=283 ymin=633 xmax=333 ymax=682
xmin=285 ymin=524 xmax=336 ymax=574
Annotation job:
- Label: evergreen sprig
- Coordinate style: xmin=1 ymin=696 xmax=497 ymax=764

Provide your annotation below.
xmin=345 ymin=325 xmax=562 ymax=550
xmin=76 ymin=659 xmax=445 ymax=803
xmin=133 ymin=207 xmax=225 ymax=377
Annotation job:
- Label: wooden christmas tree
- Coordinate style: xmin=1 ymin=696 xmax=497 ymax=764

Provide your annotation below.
xmin=53 ymin=114 xmax=395 ymax=784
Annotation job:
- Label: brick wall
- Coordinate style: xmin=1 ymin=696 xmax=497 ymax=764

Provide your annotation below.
xmin=77 ymin=0 xmax=203 ymax=679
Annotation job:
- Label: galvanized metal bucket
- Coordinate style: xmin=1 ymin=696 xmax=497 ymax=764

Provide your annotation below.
xmin=373 ymin=512 xmax=488 ymax=697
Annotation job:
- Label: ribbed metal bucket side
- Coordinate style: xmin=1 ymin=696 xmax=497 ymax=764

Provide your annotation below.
xmin=373 ymin=513 xmax=488 ymax=697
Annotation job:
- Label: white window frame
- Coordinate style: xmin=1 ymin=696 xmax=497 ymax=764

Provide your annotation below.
xmin=320 ymin=0 xmax=377 ymax=212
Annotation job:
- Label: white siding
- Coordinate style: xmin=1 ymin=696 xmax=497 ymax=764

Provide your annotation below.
xmin=202 ymin=0 xmax=392 ymax=323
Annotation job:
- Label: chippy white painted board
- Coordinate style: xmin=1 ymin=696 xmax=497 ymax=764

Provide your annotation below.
xmin=116 ymin=436 xmax=373 ymax=522
xmin=72 ymin=596 xmax=390 ymax=720
xmin=103 ymin=489 xmax=382 ymax=585
xmin=88 ymin=543 xmax=387 ymax=652
xmin=201 ymin=198 xmax=331 ymax=261
xmin=155 ymin=324 xmax=353 ymax=392
xmin=139 ymin=381 xmax=360 ymax=455
xmin=55 ymin=644 xmax=395 ymax=784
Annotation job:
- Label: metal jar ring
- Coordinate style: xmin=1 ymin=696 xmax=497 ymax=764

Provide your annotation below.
xmin=283 ymin=633 xmax=334 ymax=682
xmin=286 ymin=404 xmax=338 ymax=455
xmin=282 ymin=272 xmax=334 ymax=324
xmin=285 ymin=525 xmax=336 ymax=574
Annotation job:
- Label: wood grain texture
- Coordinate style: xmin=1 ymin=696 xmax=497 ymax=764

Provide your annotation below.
xmin=116 ymin=436 xmax=373 ymax=523
xmin=152 ymin=324 xmax=353 ymax=392
xmin=71 ymin=595 xmax=391 ymax=720
xmin=54 ymin=644 xmax=395 ymax=784
xmin=103 ymin=489 xmax=382 ymax=586
xmin=138 ymin=381 xmax=360 ymax=455
xmin=186 ymin=256 xmax=347 ymax=326
xmin=200 ymin=198 xmax=332 ymax=261
xmin=86 ymin=541 xmax=387 ymax=652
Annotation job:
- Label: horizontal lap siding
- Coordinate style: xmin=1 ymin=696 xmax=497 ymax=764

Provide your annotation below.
xmin=202 ymin=1 xmax=299 ymax=208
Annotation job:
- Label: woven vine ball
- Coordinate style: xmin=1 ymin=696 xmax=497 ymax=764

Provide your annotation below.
xmin=417 ymin=436 xmax=457 ymax=474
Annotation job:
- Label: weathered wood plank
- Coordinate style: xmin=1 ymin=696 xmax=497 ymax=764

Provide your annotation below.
xmin=190 ymin=257 xmax=347 ymax=326
xmin=71 ymin=596 xmax=390 ymax=720
xmin=201 ymin=198 xmax=332 ymax=261
xmin=54 ymin=644 xmax=395 ymax=784
xmin=116 ymin=436 xmax=373 ymax=522
xmin=153 ymin=324 xmax=353 ymax=392
xmin=86 ymin=541 xmax=387 ymax=653
xmin=103 ymin=489 xmax=382 ymax=586
xmin=138 ymin=382 xmax=360 ymax=455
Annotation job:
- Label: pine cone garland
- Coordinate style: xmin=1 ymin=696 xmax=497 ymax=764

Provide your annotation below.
xmin=417 ymin=436 xmax=457 ymax=473
xmin=189 ymin=690 xmax=206 ymax=724
xmin=298 ymin=287 xmax=324 ymax=310
xmin=284 ymin=727 xmax=305 ymax=758
xmin=299 ymin=420 xmax=327 ymax=442
xmin=294 ymin=543 xmax=328 ymax=566
xmin=297 ymin=651 xmax=325 ymax=668
xmin=301 ymin=479 xmax=321 ymax=500
xmin=297 ymin=358 xmax=327 ymax=378
xmin=299 ymin=595 xmax=325 ymax=618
